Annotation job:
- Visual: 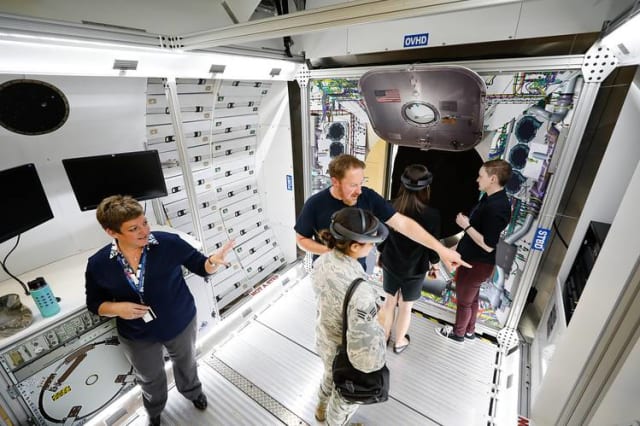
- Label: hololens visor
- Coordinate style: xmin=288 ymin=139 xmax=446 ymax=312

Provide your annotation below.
xmin=400 ymin=169 xmax=433 ymax=191
xmin=329 ymin=208 xmax=389 ymax=244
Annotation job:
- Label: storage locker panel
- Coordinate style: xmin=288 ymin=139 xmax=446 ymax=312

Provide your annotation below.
xmin=181 ymin=110 xmax=215 ymax=122
xmin=223 ymin=212 xmax=264 ymax=234
xmin=153 ymin=141 xmax=178 ymax=154
xmin=217 ymin=282 xmax=253 ymax=310
xmin=212 ymin=114 xmax=259 ymax=129
xmin=201 ymin=216 xmax=224 ymax=239
xmin=218 ymin=81 xmax=271 ymax=97
xmin=196 ymin=191 xmax=219 ymax=216
xmin=160 ymin=174 xmax=187 ymax=204
xmin=147 ymin=82 xmax=165 ymax=95
xmin=182 ymin=120 xmax=213 ymax=136
xmin=237 ymin=240 xmax=279 ymax=266
xmin=204 ymin=230 xmax=228 ymax=251
xmin=162 ymin=198 xmax=190 ymax=220
xmin=212 ymin=168 xmax=255 ymax=188
xmin=230 ymin=223 xmax=270 ymax=247
xmin=177 ymin=93 xmax=215 ymax=109
xmin=215 ymin=273 xmax=247 ymax=298
xmin=184 ymin=134 xmax=213 ymax=148
xmin=147 ymin=94 xmax=168 ymax=110
xmin=173 ymin=221 xmax=195 ymax=236
xmin=145 ymin=77 xmax=286 ymax=315
xmin=212 ymin=155 xmax=255 ymax=175
xmin=175 ymin=80 xmax=216 ymax=94
xmin=158 ymin=149 xmax=180 ymax=167
xmin=214 ymin=106 xmax=260 ymax=118
xmin=168 ymin=211 xmax=193 ymax=229
xmin=243 ymin=249 xmax=285 ymax=280
xmin=147 ymin=135 xmax=176 ymax=147
xmin=208 ymin=264 xmax=244 ymax=287
xmin=216 ymin=183 xmax=258 ymax=208
xmin=191 ymin=167 xmax=215 ymax=195
xmin=146 ymin=112 xmax=172 ymax=125
xmin=211 ymin=128 xmax=257 ymax=144
xmin=147 ymin=122 xmax=175 ymax=140
xmin=246 ymin=256 xmax=286 ymax=284
xmin=212 ymin=137 xmax=257 ymax=158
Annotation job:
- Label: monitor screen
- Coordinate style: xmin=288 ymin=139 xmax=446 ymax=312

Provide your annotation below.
xmin=0 ymin=163 xmax=54 ymax=244
xmin=62 ymin=150 xmax=168 ymax=211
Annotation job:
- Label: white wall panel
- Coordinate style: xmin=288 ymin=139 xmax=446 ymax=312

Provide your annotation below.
xmin=256 ymin=81 xmax=297 ymax=263
xmin=347 ymin=4 xmax=520 ymax=55
xmin=517 ymin=0 xmax=631 ymax=40
xmin=532 ymin=68 xmax=640 ymax=424
xmin=295 ymin=29 xmax=349 ymax=60
xmin=0 ymin=75 xmax=147 ymax=280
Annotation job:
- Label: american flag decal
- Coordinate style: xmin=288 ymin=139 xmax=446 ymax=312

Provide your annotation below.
xmin=374 ymin=89 xmax=400 ymax=103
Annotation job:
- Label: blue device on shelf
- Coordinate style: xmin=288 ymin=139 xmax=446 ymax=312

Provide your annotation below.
xmin=27 ymin=277 xmax=60 ymax=318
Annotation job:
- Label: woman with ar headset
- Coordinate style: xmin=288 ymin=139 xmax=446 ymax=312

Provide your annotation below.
xmin=378 ymin=164 xmax=441 ymax=354
xmin=312 ymin=207 xmax=388 ymax=426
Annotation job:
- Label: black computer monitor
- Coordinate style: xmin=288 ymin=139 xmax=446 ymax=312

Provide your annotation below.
xmin=0 ymin=163 xmax=54 ymax=244
xmin=62 ymin=150 xmax=168 ymax=211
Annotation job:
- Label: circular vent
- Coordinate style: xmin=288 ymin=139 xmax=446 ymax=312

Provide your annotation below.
xmin=0 ymin=79 xmax=69 ymax=135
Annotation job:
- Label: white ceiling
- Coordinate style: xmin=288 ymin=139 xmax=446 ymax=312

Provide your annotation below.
xmin=0 ymin=0 xmax=635 ymax=60
xmin=0 ymin=0 xmax=237 ymax=35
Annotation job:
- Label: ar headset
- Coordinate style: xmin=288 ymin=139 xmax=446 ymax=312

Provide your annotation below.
xmin=329 ymin=208 xmax=389 ymax=243
xmin=400 ymin=167 xmax=433 ymax=191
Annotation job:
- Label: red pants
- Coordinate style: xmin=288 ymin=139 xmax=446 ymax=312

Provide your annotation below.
xmin=454 ymin=261 xmax=495 ymax=337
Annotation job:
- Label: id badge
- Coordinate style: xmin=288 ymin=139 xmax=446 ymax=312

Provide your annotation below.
xmin=142 ymin=307 xmax=157 ymax=323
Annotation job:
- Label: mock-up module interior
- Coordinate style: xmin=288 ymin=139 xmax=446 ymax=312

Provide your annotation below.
xmin=359 ymin=65 xmax=486 ymax=151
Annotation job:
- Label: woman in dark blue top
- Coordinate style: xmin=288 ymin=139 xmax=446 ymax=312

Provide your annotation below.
xmin=85 ymin=195 xmax=233 ymax=426
xmin=379 ymin=164 xmax=441 ymax=354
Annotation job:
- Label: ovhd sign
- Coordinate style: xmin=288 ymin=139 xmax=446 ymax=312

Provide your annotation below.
xmin=403 ymin=33 xmax=429 ymax=48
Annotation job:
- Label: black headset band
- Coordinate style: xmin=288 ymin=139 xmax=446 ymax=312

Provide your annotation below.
xmin=400 ymin=172 xmax=432 ymax=191
xmin=329 ymin=209 xmax=389 ymax=243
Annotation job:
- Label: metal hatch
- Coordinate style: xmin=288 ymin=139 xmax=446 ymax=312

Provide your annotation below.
xmin=359 ymin=65 xmax=486 ymax=151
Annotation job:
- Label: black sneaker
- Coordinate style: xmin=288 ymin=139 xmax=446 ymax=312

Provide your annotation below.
xmin=465 ymin=332 xmax=476 ymax=340
xmin=192 ymin=393 xmax=208 ymax=410
xmin=436 ymin=326 xmax=464 ymax=342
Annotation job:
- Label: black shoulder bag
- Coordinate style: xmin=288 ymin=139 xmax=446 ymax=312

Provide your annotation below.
xmin=331 ymin=278 xmax=389 ymax=404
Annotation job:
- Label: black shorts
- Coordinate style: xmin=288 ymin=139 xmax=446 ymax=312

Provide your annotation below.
xmin=382 ymin=267 xmax=424 ymax=302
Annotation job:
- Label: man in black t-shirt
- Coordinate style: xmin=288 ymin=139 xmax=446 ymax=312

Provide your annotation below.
xmin=294 ymin=154 xmax=468 ymax=271
xmin=437 ymin=159 xmax=512 ymax=342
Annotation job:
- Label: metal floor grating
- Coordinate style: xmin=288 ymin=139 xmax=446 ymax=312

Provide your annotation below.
xmin=156 ymin=275 xmax=501 ymax=425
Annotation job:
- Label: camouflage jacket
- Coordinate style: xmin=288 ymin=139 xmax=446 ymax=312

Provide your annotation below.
xmin=312 ymin=250 xmax=386 ymax=373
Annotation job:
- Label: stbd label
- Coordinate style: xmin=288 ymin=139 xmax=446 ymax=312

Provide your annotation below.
xmin=531 ymin=227 xmax=551 ymax=251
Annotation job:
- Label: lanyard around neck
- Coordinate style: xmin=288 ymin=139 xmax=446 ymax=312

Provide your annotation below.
xmin=118 ymin=247 xmax=148 ymax=300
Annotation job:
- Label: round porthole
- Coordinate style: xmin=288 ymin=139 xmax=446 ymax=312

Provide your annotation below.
xmin=402 ymin=101 xmax=439 ymax=127
xmin=0 ymin=79 xmax=69 ymax=135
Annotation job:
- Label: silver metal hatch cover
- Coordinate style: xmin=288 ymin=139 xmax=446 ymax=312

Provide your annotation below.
xmin=359 ymin=65 xmax=486 ymax=151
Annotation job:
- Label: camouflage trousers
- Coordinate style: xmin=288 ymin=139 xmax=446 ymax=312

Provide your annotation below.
xmin=318 ymin=348 xmax=359 ymax=426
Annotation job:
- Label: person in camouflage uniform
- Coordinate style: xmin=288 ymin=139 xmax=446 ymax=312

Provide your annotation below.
xmin=311 ymin=207 xmax=388 ymax=425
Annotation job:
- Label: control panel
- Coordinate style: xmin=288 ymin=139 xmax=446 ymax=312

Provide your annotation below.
xmin=0 ymin=309 xmax=108 ymax=381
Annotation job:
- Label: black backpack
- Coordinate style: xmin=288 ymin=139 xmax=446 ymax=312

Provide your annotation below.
xmin=332 ymin=278 xmax=390 ymax=404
